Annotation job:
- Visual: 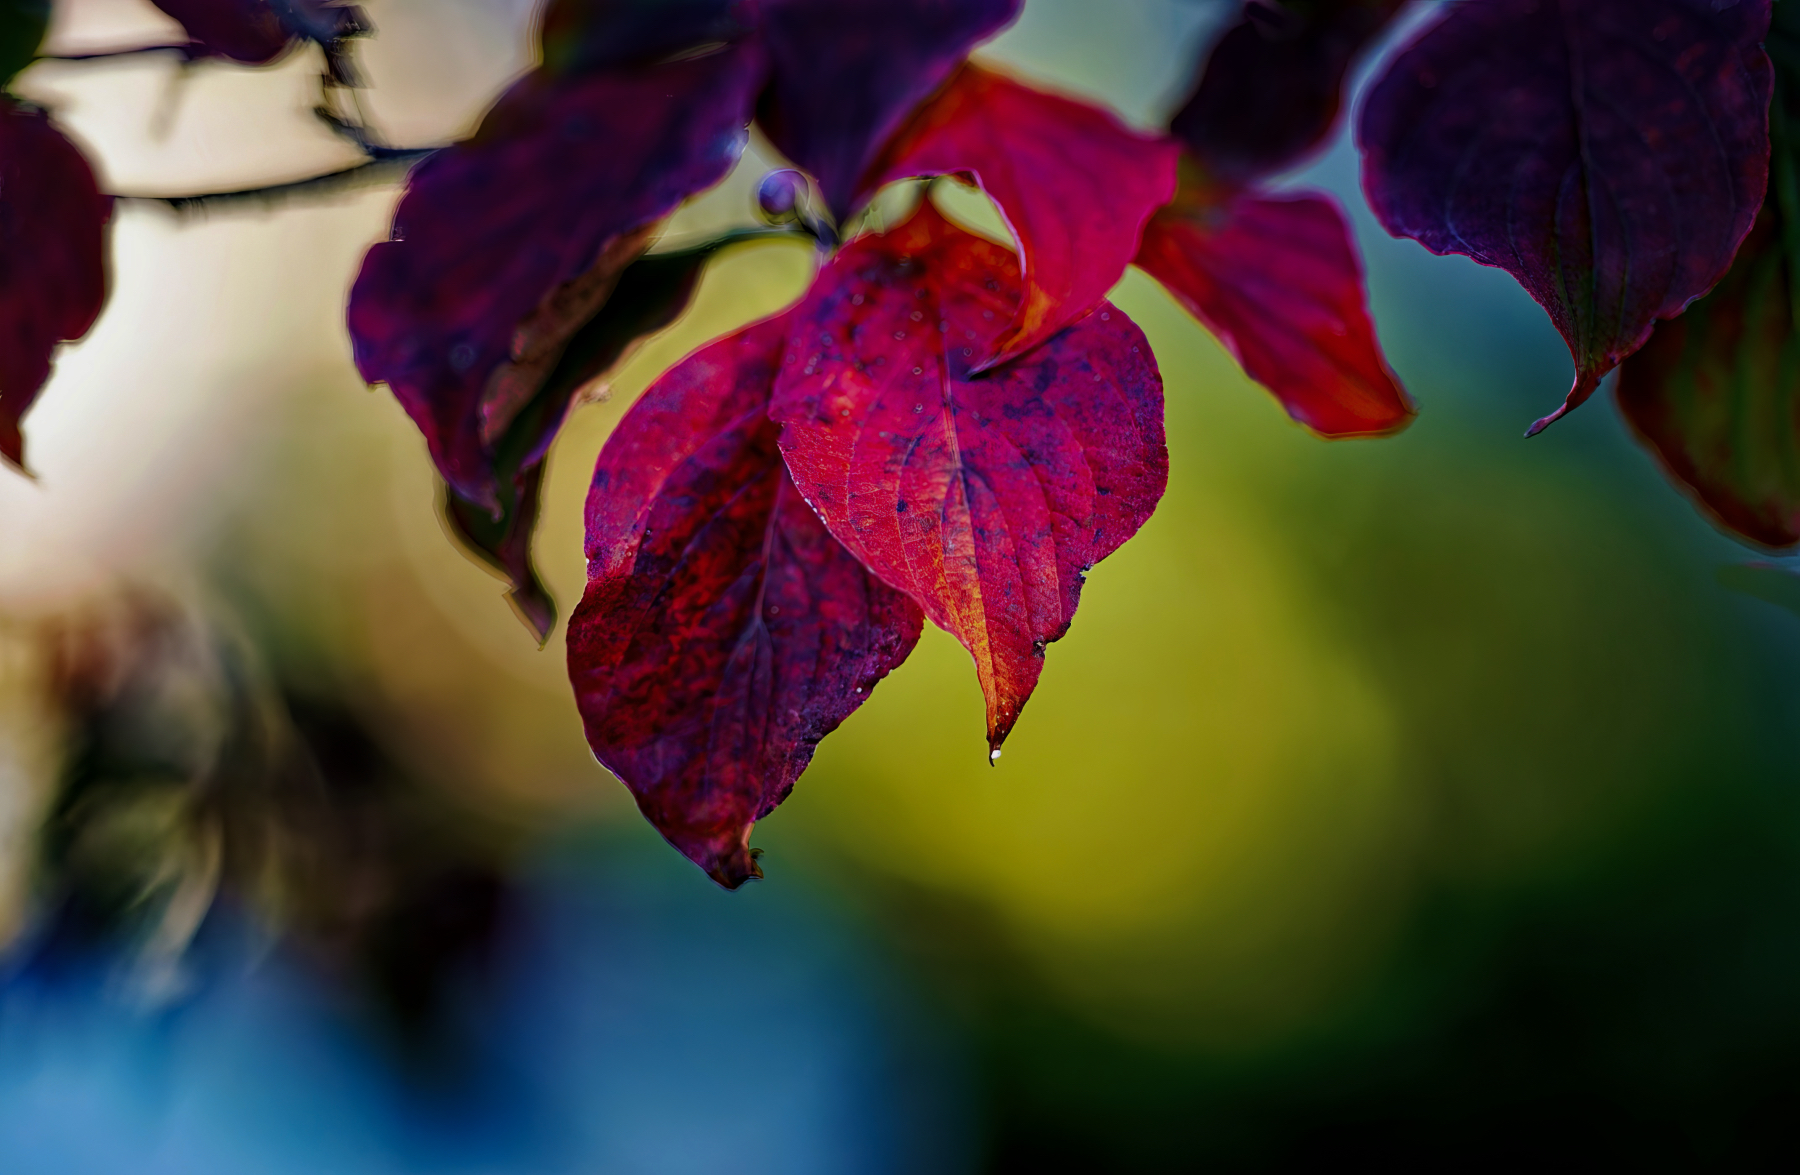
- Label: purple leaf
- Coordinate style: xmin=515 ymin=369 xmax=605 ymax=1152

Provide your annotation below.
xmin=1359 ymin=0 xmax=1773 ymax=435
xmin=570 ymin=315 xmax=923 ymax=887
xmin=346 ymin=45 xmax=763 ymax=511
xmin=754 ymin=0 xmax=1021 ymax=219
xmin=1173 ymin=0 xmax=1404 ymax=186
xmin=149 ymin=0 xmax=367 ymax=66
xmin=538 ymin=0 xmax=752 ymax=74
xmin=0 ymin=101 xmax=110 ymax=473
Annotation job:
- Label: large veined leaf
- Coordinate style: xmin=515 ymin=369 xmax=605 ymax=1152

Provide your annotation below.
xmin=1359 ymin=0 xmax=1773 ymax=435
xmin=866 ymin=63 xmax=1178 ymax=370
xmin=570 ymin=316 xmax=923 ymax=887
xmin=770 ymin=200 xmax=1167 ymax=751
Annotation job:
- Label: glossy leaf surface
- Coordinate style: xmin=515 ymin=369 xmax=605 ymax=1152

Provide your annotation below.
xmin=1136 ymin=177 xmax=1413 ymax=437
xmin=756 ymin=0 xmax=1019 ymax=219
xmin=1173 ymin=0 xmax=1403 ymax=186
xmin=1617 ymin=209 xmax=1800 ymax=548
xmin=1359 ymin=0 xmax=1773 ymax=434
xmin=867 ymin=63 xmax=1178 ymax=370
xmin=0 ymin=102 xmax=110 ymax=472
xmin=571 ymin=317 xmax=924 ymax=887
xmin=449 ymin=245 xmax=722 ymax=642
xmin=539 ymin=0 xmax=751 ymax=74
xmin=771 ymin=202 xmax=1167 ymax=748
xmin=346 ymin=45 xmax=760 ymax=509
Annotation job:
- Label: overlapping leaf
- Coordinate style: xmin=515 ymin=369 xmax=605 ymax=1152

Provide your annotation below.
xmin=0 ymin=101 xmax=110 ymax=473
xmin=770 ymin=201 xmax=1167 ymax=749
xmin=1136 ymin=171 xmax=1412 ymax=437
xmin=1172 ymin=0 xmax=1404 ymax=186
xmin=539 ymin=0 xmax=752 ymax=74
xmin=346 ymin=44 xmax=762 ymax=511
xmin=1359 ymin=0 xmax=1773 ymax=435
xmin=756 ymin=0 xmax=1020 ymax=220
xmin=866 ymin=63 xmax=1178 ymax=370
xmin=570 ymin=317 xmax=924 ymax=887
xmin=150 ymin=0 xmax=368 ymax=66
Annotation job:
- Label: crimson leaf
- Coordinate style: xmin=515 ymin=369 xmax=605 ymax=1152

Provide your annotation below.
xmin=755 ymin=0 xmax=1020 ymax=220
xmin=0 ymin=101 xmax=110 ymax=473
xmin=1136 ymin=169 xmax=1413 ymax=437
xmin=570 ymin=316 xmax=924 ymax=888
xmin=770 ymin=200 xmax=1167 ymax=750
xmin=1359 ymin=0 xmax=1773 ymax=435
xmin=1172 ymin=0 xmax=1404 ymax=186
xmin=346 ymin=45 xmax=761 ymax=512
xmin=865 ymin=63 xmax=1179 ymax=370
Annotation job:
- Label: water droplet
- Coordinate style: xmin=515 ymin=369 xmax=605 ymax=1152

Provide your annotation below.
xmin=911 ymin=310 xmax=924 ymax=322
xmin=990 ymin=749 xmax=1002 ymax=761
xmin=1100 ymin=312 xmax=1110 ymax=321
xmin=841 ymin=408 xmax=851 ymax=417
xmin=894 ymin=331 xmax=907 ymax=340
xmin=855 ymin=686 xmax=863 ymax=693
xmin=912 ymin=367 xmax=923 ymax=376
xmin=914 ymin=402 xmax=925 ymax=412
xmin=769 ymin=605 xmax=780 ymax=615
xmin=852 ymin=294 xmax=865 ymax=305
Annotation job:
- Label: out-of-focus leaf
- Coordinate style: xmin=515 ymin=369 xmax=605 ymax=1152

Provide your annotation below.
xmin=1 ymin=0 xmax=50 ymax=83
xmin=446 ymin=242 xmax=727 ymax=643
xmin=149 ymin=0 xmax=367 ymax=66
xmin=755 ymin=0 xmax=1020 ymax=220
xmin=1172 ymin=0 xmax=1403 ymax=186
xmin=1136 ymin=167 xmax=1413 ymax=437
xmin=570 ymin=316 xmax=923 ymax=887
xmin=1616 ymin=208 xmax=1800 ymax=547
xmin=539 ymin=0 xmax=752 ymax=75
xmin=346 ymin=44 xmax=761 ymax=510
xmin=770 ymin=201 xmax=1167 ymax=750
xmin=865 ymin=63 xmax=1178 ymax=371
xmin=0 ymin=100 xmax=110 ymax=473
xmin=1718 ymin=560 xmax=1800 ymax=615
xmin=1358 ymin=0 xmax=1772 ymax=436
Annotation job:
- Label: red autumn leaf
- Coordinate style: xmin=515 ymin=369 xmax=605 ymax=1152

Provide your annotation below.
xmin=1358 ymin=0 xmax=1773 ymax=435
xmin=570 ymin=316 xmax=924 ymax=888
xmin=755 ymin=0 xmax=1020 ymax=220
xmin=346 ymin=44 xmax=762 ymax=511
xmin=865 ymin=63 xmax=1178 ymax=371
xmin=770 ymin=200 xmax=1167 ymax=750
xmin=1171 ymin=0 xmax=1405 ymax=186
xmin=1135 ymin=173 xmax=1413 ymax=438
xmin=0 ymin=101 xmax=110 ymax=473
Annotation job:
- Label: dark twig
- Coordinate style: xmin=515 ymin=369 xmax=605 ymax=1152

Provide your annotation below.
xmin=114 ymin=149 xmax=438 ymax=214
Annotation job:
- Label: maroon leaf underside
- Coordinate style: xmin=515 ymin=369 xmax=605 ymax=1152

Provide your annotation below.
xmin=149 ymin=0 xmax=364 ymax=64
xmin=345 ymin=44 xmax=763 ymax=511
xmin=1358 ymin=0 xmax=1773 ymax=435
xmin=866 ymin=63 xmax=1179 ymax=372
xmin=1172 ymin=0 xmax=1405 ymax=186
xmin=0 ymin=102 xmax=110 ymax=473
xmin=570 ymin=317 xmax=923 ymax=888
xmin=770 ymin=201 xmax=1168 ymax=750
xmin=755 ymin=0 xmax=1021 ymax=220
xmin=1616 ymin=209 xmax=1800 ymax=549
xmin=1135 ymin=185 xmax=1414 ymax=438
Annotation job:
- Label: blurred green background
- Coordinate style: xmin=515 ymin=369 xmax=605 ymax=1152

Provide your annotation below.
xmin=4 ymin=0 xmax=1800 ymax=1170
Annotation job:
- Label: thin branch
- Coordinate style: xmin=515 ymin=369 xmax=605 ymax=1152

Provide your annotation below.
xmin=113 ymin=149 xmax=438 ymax=214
